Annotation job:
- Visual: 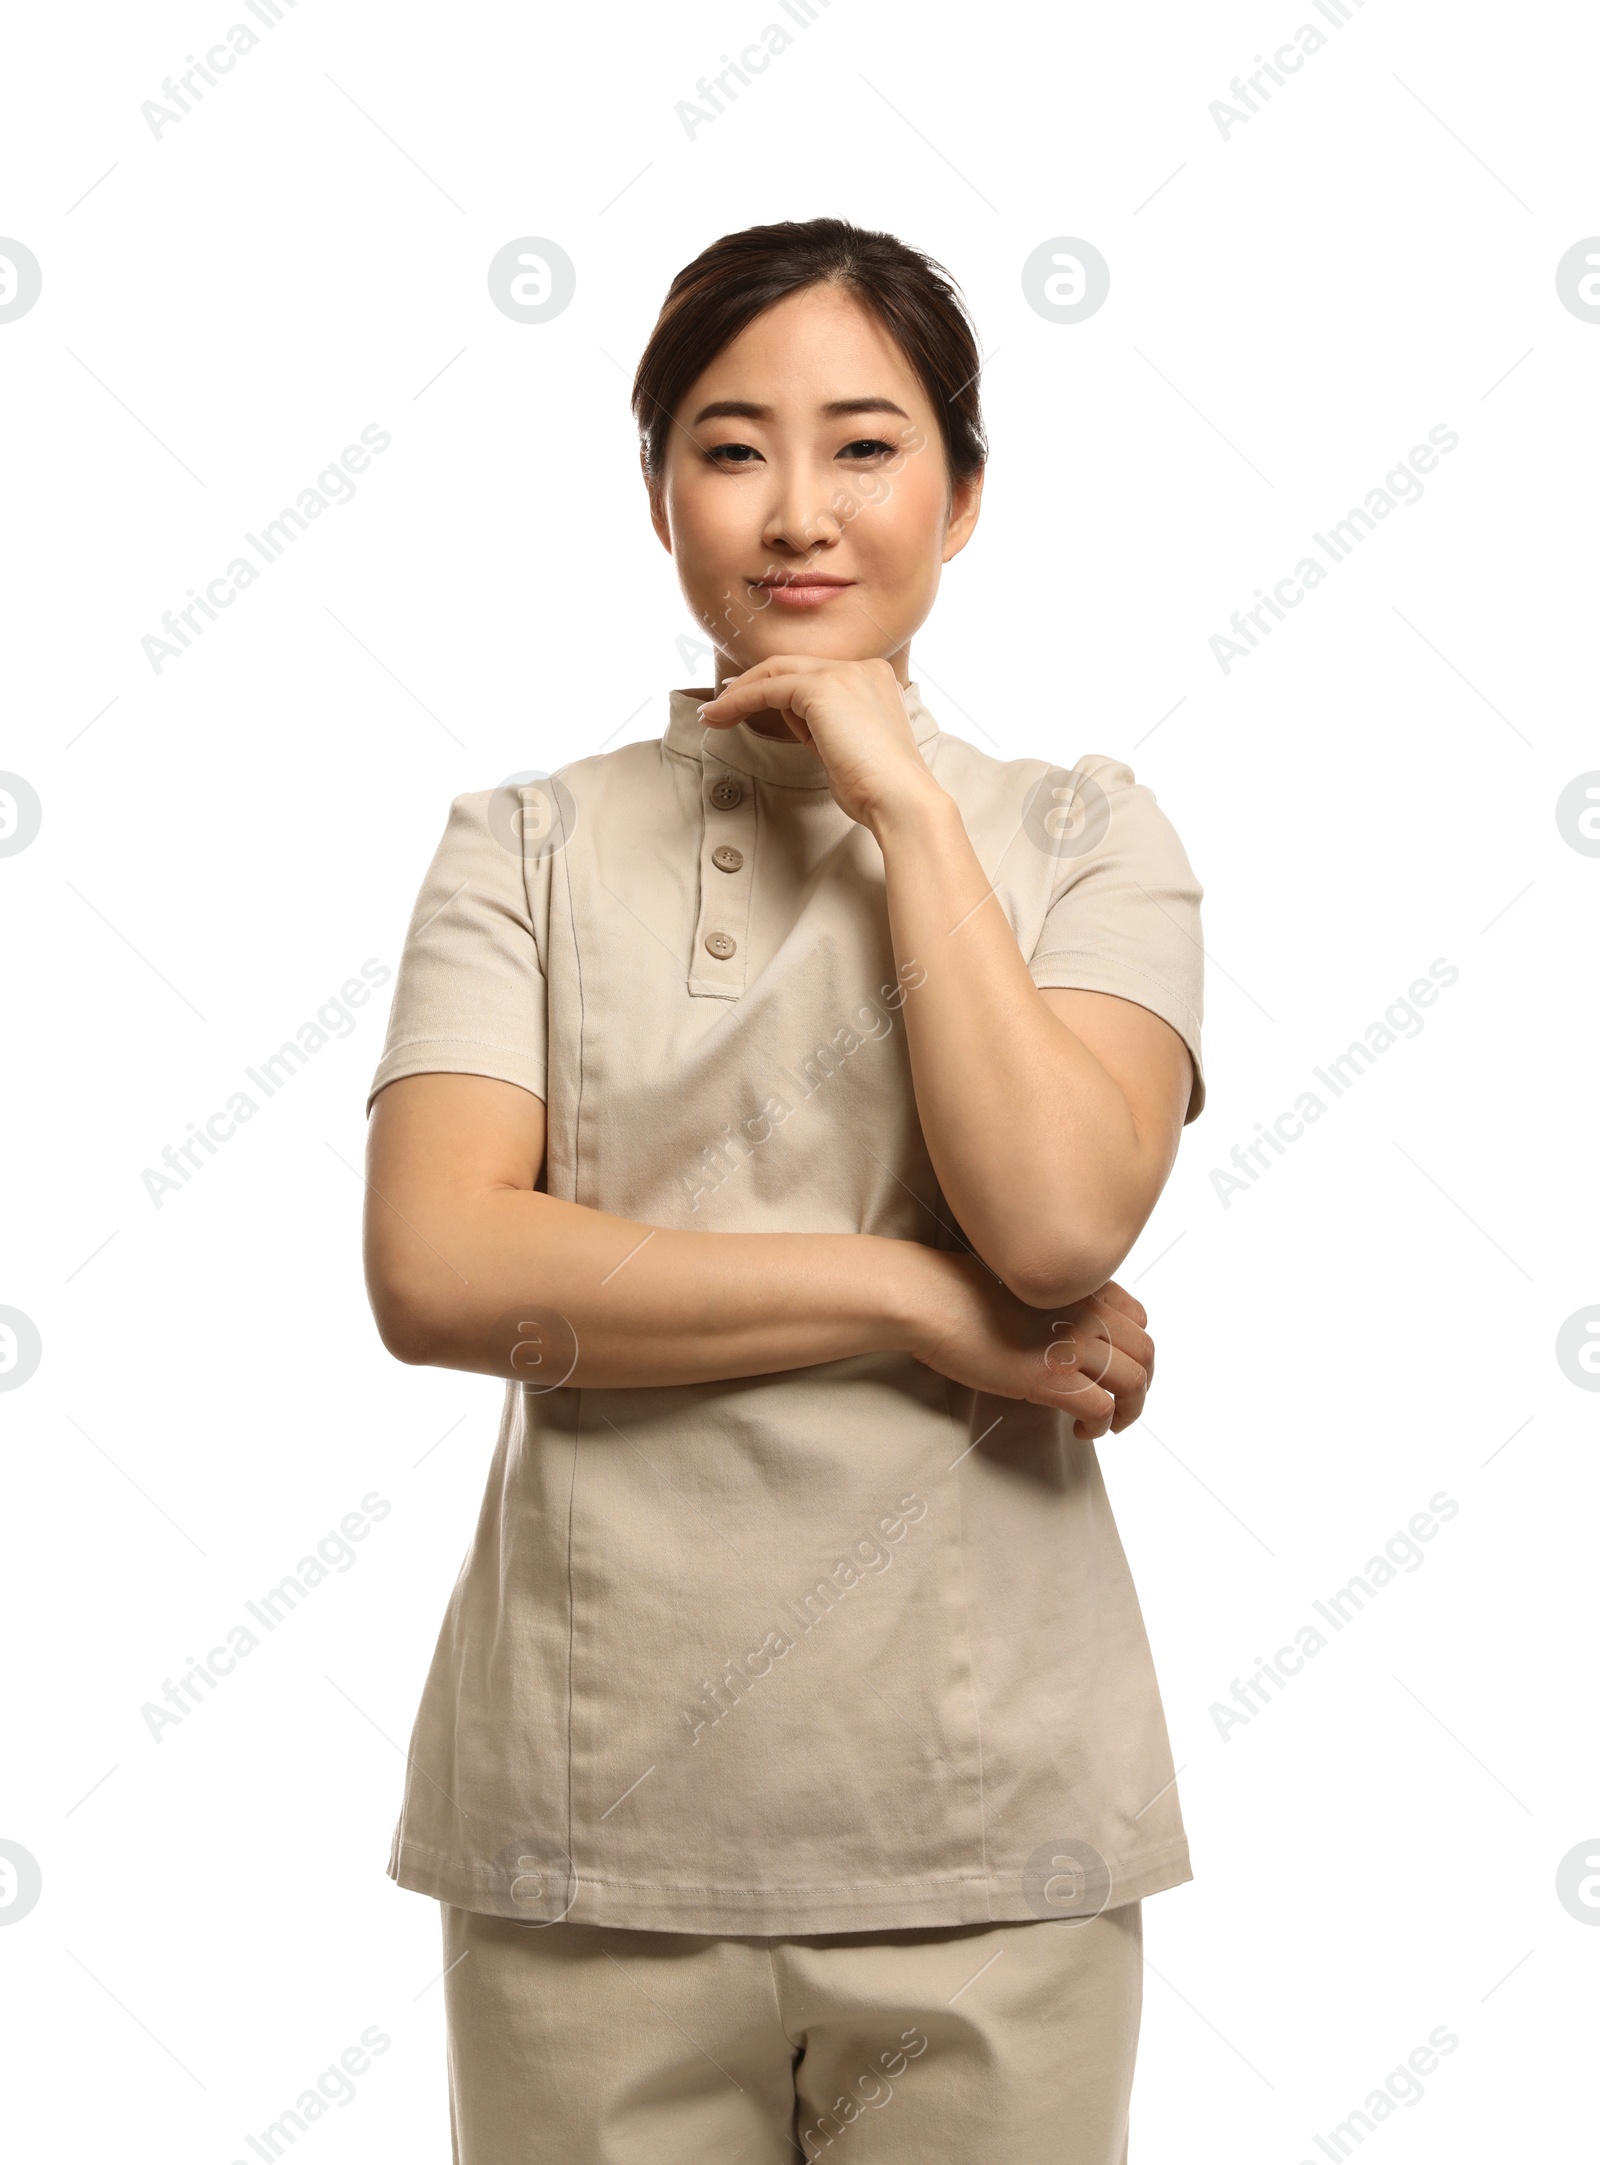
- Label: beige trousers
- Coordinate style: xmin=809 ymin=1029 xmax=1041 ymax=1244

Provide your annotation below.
xmin=441 ymin=1899 xmax=1143 ymax=2162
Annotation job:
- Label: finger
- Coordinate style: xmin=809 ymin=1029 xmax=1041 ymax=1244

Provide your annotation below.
xmin=1043 ymin=1375 xmax=1116 ymax=1436
xmin=1068 ymin=1381 xmax=1117 ymax=1438
xmin=1097 ymin=1345 xmax=1150 ymax=1433
xmin=1086 ymin=1286 xmax=1155 ymax=1386
xmin=1091 ymin=1340 xmax=1148 ymax=1401
xmin=1034 ymin=1351 xmax=1115 ymax=1433
xmin=1045 ymin=1316 xmax=1115 ymax=1387
xmin=698 ymin=674 xmax=811 ymax=726
xmin=1065 ymin=1337 xmax=1147 ymax=1432
xmin=718 ymin=654 xmax=823 ymax=685
xmin=701 ymin=656 xmax=825 ymax=703
xmin=1089 ymin=1299 xmax=1154 ymax=1384
xmin=1056 ymin=1307 xmax=1149 ymax=1432
xmin=1094 ymin=1279 xmax=1147 ymax=1329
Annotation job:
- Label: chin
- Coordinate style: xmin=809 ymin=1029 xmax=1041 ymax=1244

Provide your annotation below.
xmin=747 ymin=630 xmax=893 ymax=665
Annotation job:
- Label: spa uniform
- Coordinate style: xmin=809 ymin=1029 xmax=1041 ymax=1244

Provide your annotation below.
xmin=368 ymin=683 xmax=1206 ymax=2162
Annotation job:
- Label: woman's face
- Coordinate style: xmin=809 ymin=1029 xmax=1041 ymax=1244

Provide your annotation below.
xmin=649 ymin=283 xmax=983 ymax=689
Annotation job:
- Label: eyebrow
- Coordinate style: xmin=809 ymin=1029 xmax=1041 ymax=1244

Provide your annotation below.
xmin=689 ymin=396 xmax=912 ymax=426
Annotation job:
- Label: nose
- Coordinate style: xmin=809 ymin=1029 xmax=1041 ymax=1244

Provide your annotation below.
xmin=759 ymin=457 xmax=843 ymax=561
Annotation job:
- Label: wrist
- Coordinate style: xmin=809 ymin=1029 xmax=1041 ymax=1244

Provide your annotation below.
xmin=863 ymin=771 xmax=959 ymax=849
xmin=871 ymin=1235 xmax=957 ymax=1360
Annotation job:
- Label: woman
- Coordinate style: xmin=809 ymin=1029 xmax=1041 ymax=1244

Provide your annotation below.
xmin=363 ymin=216 xmax=1206 ymax=2164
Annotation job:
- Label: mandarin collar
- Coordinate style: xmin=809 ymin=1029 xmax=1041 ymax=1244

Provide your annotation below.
xmin=663 ymin=681 xmax=941 ymax=788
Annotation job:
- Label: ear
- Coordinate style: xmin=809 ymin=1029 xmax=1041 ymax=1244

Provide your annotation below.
xmin=941 ymin=465 xmax=984 ymax=564
xmin=642 ymin=450 xmax=672 ymax=552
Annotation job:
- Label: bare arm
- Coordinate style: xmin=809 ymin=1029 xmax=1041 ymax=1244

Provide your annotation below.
xmin=874 ymin=787 xmax=1192 ymax=1308
xmin=362 ymin=1071 xmax=1151 ymax=1435
xmin=364 ymin=1072 xmax=924 ymax=1386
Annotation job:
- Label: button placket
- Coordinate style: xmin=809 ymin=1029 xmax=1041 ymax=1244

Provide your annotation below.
xmin=690 ymin=760 xmax=756 ymax=998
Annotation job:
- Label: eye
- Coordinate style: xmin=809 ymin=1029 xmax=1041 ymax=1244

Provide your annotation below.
xmin=838 ymin=437 xmax=896 ymax=460
xmin=705 ymin=440 xmax=762 ymax=465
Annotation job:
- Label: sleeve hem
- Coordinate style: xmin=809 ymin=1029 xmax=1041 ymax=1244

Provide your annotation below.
xmin=366 ymin=1040 xmax=548 ymax=1118
xmin=1028 ymin=966 xmax=1206 ymax=1123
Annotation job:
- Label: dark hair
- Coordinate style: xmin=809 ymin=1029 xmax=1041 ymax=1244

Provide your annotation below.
xmin=631 ymin=217 xmax=986 ymax=486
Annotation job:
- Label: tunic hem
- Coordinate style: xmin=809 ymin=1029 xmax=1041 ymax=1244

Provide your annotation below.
xmin=387 ymin=1830 xmax=1194 ymax=1935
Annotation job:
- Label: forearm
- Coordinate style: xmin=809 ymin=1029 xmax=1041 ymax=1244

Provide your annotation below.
xmin=368 ymin=1184 xmax=936 ymax=1386
xmin=870 ymin=785 xmax=1154 ymax=1304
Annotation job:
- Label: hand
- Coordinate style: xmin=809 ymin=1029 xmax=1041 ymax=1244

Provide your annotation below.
xmin=903 ymin=1251 xmax=1154 ymax=1441
xmin=696 ymin=655 xmax=944 ymax=830
xmin=1083 ymin=1279 xmax=1156 ymax=1430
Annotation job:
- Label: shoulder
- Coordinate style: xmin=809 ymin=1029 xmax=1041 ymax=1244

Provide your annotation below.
xmin=924 ymin=724 xmax=1138 ymax=796
xmin=1058 ymin=753 xmax=1170 ymax=842
xmin=432 ymin=735 xmax=674 ymax=859
xmin=933 ymin=729 xmax=1201 ymax=900
xmin=1065 ymin=751 xmax=1137 ymax=794
xmin=442 ymin=734 xmax=673 ymax=816
xmin=926 ymin=729 xmax=1168 ymax=836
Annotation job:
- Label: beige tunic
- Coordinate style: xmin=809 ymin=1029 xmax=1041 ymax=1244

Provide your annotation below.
xmin=367 ymin=684 xmax=1206 ymax=1935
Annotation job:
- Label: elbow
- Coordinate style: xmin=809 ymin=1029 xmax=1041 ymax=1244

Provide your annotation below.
xmin=373 ymin=1307 xmax=433 ymax=1368
xmin=997 ymin=1229 xmax=1133 ymax=1312
xmin=367 ymin=1273 xmax=441 ymax=1367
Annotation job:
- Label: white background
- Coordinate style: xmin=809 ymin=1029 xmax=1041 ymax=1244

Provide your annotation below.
xmin=2 ymin=1 xmax=1597 ymax=2158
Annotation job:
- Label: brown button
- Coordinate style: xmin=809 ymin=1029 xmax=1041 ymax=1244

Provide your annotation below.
xmin=711 ymin=845 xmax=744 ymax=873
xmin=709 ymin=777 xmax=742 ymax=809
xmin=703 ymin=930 xmax=737 ymax=960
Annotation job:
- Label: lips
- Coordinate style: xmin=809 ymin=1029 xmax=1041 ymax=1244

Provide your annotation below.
xmin=752 ymin=574 xmax=856 ymax=607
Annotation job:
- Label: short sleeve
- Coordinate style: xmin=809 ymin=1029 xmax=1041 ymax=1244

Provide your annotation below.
xmin=366 ymin=790 xmax=548 ymax=1116
xmin=1026 ymin=754 xmax=1206 ymax=1123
